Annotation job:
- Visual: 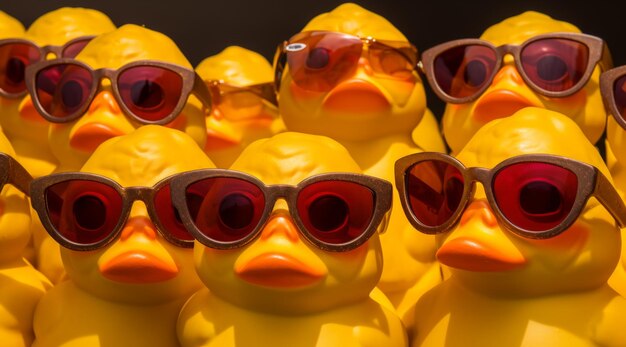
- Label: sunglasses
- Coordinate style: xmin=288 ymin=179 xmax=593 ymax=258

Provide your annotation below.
xmin=420 ymin=32 xmax=612 ymax=103
xmin=24 ymin=59 xmax=212 ymax=125
xmin=0 ymin=36 xmax=94 ymax=98
xmin=395 ymin=152 xmax=626 ymax=239
xmin=600 ymin=66 xmax=626 ymax=131
xmin=207 ymin=80 xmax=277 ymax=110
xmin=30 ymin=172 xmax=194 ymax=251
xmin=0 ymin=152 xmax=33 ymax=196
xmin=273 ymin=30 xmax=418 ymax=93
xmin=170 ymin=169 xmax=392 ymax=252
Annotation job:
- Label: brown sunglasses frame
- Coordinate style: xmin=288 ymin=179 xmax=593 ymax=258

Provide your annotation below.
xmin=0 ymin=152 xmax=33 ymax=196
xmin=272 ymin=30 xmax=419 ymax=95
xmin=0 ymin=35 xmax=95 ymax=98
xmin=25 ymin=58 xmax=213 ymax=125
xmin=395 ymin=152 xmax=626 ymax=239
xmin=420 ymin=32 xmax=613 ymax=104
xmin=30 ymin=172 xmax=194 ymax=252
xmin=206 ymin=80 xmax=278 ymax=107
xmin=170 ymin=169 xmax=392 ymax=252
xmin=599 ymin=65 xmax=626 ymax=130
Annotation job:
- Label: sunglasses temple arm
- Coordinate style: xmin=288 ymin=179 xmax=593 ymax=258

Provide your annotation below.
xmin=9 ymin=158 xmax=33 ymax=196
xmin=594 ymin=171 xmax=626 ymax=228
xmin=193 ymin=73 xmax=214 ymax=111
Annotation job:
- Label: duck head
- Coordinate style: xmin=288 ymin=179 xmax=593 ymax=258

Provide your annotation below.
xmin=437 ymin=108 xmax=619 ymax=297
xmin=193 ymin=132 xmax=385 ymax=314
xmin=60 ymin=126 xmax=214 ymax=304
xmin=277 ymin=3 xmax=426 ymax=142
xmin=47 ymin=24 xmax=207 ymax=171
xmin=196 ymin=46 xmax=285 ymax=168
xmin=441 ymin=11 xmax=608 ymax=154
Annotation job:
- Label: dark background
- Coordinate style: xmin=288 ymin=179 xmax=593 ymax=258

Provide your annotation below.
xmin=2 ymin=0 xmax=622 ymax=116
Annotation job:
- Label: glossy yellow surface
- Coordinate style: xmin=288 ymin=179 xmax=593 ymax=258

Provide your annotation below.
xmin=0 ymin=130 xmax=51 ymax=347
xmin=33 ymin=126 xmax=213 ymax=347
xmin=413 ymin=108 xmax=626 ymax=347
xmin=1 ymin=8 xmax=116 ymax=178
xmin=196 ymin=46 xmax=285 ymax=168
xmin=441 ymin=11 xmax=608 ymax=154
xmin=177 ymin=132 xmax=407 ymax=347
xmin=277 ymin=3 xmax=443 ymax=329
xmin=606 ymin=109 xmax=626 ymax=296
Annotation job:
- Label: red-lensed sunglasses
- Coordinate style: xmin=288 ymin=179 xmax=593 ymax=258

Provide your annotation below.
xmin=0 ymin=36 xmax=94 ymax=98
xmin=600 ymin=66 xmax=626 ymax=131
xmin=395 ymin=152 xmax=626 ymax=239
xmin=420 ymin=32 xmax=612 ymax=103
xmin=30 ymin=172 xmax=194 ymax=251
xmin=24 ymin=59 xmax=212 ymax=125
xmin=0 ymin=152 xmax=33 ymax=196
xmin=206 ymin=80 xmax=277 ymax=108
xmin=170 ymin=170 xmax=392 ymax=252
xmin=273 ymin=30 xmax=419 ymax=93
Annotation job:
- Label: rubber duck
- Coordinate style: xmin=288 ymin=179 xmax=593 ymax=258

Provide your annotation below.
xmin=30 ymin=23 xmax=209 ymax=284
xmin=599 ymin=66 xmax=626 ymax=296
xmin=0 ymin=129 xmax=51 ymax=347
xmin=41 ymin=23 xmax=208 ymax=173
xmin=196 ymin=46 xmax=285 ymax=168
xmin=2 ymin=7 xmax=116 ymax=178
xmin=0 ymin=10 xmax=26 ymax=132
xmin=31 ymin=126 xmax=212 ymax=347
xmin=275 ymin=2 xmax=443 ymax=327
xmin=427 ymin=11 xmax=610 ymax=154
xmin=398 ymin=108 xmax=626 ymax=346
xmin=175 ymin=132 xmax=407 ymax=347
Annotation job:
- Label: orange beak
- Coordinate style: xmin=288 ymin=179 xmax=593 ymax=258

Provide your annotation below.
xmin=234 ymin=214 xmax=325 ymax=288
xmin=99 ymin=217 xmax=178 ymax=283
xmin=472 ymin=89 xmax=536 ymax=123
xmin=322 ymin=80 xmax=390 ymax=113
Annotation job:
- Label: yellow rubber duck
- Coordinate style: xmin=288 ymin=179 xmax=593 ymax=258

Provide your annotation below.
xmin=437 ymin=11 xmax=609 ymax=154
xmin=276 ymin=2 xmax=444 ymax=328
xmin=196 ymin=46 xmax=285 ymax=168
xmin=32 ymin=126 xmax=212 ymax=347
xmin=34 ymin=23 xmax=208 ymax=284
xmin=0 ymin=10 xmax=26 ymax=130
xmin=176 ymin=132 xmax=407 ymax=347
xmin=0 ymin=129 xmax=51 ymax=347
xmin=47 ymin=23 xmax=207 ymax=173
xmin=406 ymin=108 xmax=626 ymax=346
xmin=604 ymin=79 xmax=626 ymax=296
xmin=2 ymin=7 xmax=116 ymax=178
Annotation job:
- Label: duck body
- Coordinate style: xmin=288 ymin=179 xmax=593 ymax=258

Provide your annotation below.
xmin=179 ymin=288 xmax=406 ymax=347
xmin=33 ymin=281 xmax=185 ymax=347
xmin=414 ymin=280 xmax=626 ymax=347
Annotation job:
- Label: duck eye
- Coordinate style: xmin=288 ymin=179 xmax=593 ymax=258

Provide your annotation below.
xmin=73 ymin=195 xmax=107 ymax=230
xmin=308 ymin=195 xmax=349 ymax=232
xmin=306 ymin=47 xmax=330 ymax=69
xmin=219 ymin=193 xmax=255 ymax=230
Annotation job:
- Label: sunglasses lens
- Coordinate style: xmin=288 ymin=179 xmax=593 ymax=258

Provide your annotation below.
xmin=185 ymin=177 xmax=265 ymax=243
xmin=35 ymin=63 xmax=93 ymax=120
xmin=521 ymin=38 xmax=589 ymax=93
xmin=61 ymin=38 xmax=93 ymax=58
xmin=153 ymin=183 xmax=194 ymax=243
xmin=433 ymin=44 xmax=496 ymax=100
xmin=285 ymin=32 xmax=362 ymax=92
xmin=118 ymin=66 xmax=183 ymax=122
xmin=494 ymin=162 xmax=578 ymax=232
xmin=0 ymin=42 xmax=41 ymax=95
xmin=44 ymin=180 xmax=123 ymax=246
xmin=612 ymin=75 xmax=626 ymax=122
xmin=369 ymin=43 xmax=416 ymax=79
xmin=405 ymin=160 xmax=465 ymax=228
xmin=297 ymin=180 xmax=375 ymax=245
